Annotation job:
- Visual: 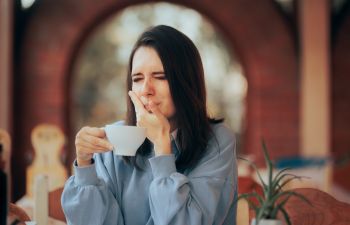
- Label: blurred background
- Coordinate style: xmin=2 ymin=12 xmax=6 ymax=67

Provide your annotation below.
xmin=1 ymin=0 xmax=350 ymax=205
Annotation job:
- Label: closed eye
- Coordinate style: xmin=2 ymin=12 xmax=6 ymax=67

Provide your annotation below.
xmin=154 ymin=75 xmax=166 ymax=80
xmin=153 ymin=72 xmax=166 ymax=80
xmin=131 ymin=73 xmax=143 ymax=82
xmin=132 ymin=77 xmax=143 ymax=82
xmin=131 ymin=72 xmax=166 ymax=82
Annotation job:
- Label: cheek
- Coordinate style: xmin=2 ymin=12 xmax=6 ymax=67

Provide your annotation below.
xmin=163 ymin=88 xmax=173 ymax=105
xmin=165 ymin=92 xmax=175 ymax=111
xmin=170 ymin=100 xmax=176 ymax=113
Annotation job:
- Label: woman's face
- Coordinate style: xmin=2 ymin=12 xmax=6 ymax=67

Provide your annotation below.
xmin=131 ymin=46 xmax=176 ymax=121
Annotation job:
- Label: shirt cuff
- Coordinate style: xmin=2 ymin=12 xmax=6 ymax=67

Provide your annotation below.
xmin=73 ymin=159 xmax=99 ymax=186
xmin=149 ymin=154 xmax=177 ymax=178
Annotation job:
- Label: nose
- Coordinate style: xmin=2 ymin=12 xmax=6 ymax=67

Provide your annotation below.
xmin=140 ymin=77 xmax=154 ymax=97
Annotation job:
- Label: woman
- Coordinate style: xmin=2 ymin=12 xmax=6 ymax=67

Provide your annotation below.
xmin=62 ymin=25 xmax=237 ymax=225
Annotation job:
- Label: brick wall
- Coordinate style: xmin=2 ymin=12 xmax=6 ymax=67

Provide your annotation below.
xmin=332 ymin=4 xmax=350 ymax=190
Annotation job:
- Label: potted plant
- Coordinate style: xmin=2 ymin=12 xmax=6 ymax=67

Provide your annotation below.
xmin=238 ymin=140 xmax=311 ymax=225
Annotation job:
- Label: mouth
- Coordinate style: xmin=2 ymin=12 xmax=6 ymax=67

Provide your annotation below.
xmin=145 ymin=104 xmax=152 ymax=112
xmin=144 ymin=103 xmax=160 ymax=112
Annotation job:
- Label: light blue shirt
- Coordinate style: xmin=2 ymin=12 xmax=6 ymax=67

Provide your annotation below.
xmin=61 ymin=122 xmax=237 ymax=225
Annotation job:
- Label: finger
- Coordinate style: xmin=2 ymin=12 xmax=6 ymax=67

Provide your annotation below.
xmin=76 ymin=138 xmax=112 ymax=151
xmin=76 ymin=143 xmax=110 ymax=154
xmin=76 ymin=145 xmax=111 ymax=156
xmin=83 ymin=127 xmax=106 ymax=138
xmin=80 ymin=134 xmax=113 ymax=150
xmin=140 ymin=96 xmax=149 ymax=106
xmin=128 ymin=91 xmax=147 ymax=114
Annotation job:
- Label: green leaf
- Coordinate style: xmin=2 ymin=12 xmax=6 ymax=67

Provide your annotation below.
xmin=238 ymin=157 xmax=268 ymax=192
xmin=286 ymin=191 xmax=312 ymax=206
xmin=272 ymin=167 xmax=292 ymax=183
xmin=262 ymin=139 xmax=273 ymax=195
xmin=271 ymin=191 xmax=291 ymax=204
xmin=275 ymin=175 xmax=309 ymax=193
xmin=270 ymin=192 xmax=293 ymax=218
xmin=246 ymin=200 xmax=259 ymax=214
xmin=272 ymin=173 xmax=295 ymax=189
xmin=256 ymin=201 xmax=273 ymax=220
xmin=268 ymin=191 xmax=311 ymax=209
xmin=272 ymin=173 xmax=300 ymax=191
xmin=280 ymin=207 xmax=292 ymax=225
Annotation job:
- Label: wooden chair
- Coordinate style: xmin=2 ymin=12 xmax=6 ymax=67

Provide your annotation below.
xmin=15 ymin=124 xmax=68 ymax=224
xmin=284 ymin=188 xmax=350 ymax=225
xmin=28 ymin=124 xmax=67 ymax=223
xmin=32 ymin=174 xmax=66 ymax=224
xmin=27 ymin=124 xmax=68 ymax=197
xmin=49 ymin=187 xmax=66 ymax=222
xmin=17 ymin=175 xmax=66 ymax=224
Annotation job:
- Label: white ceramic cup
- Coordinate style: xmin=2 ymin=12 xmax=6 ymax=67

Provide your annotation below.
xmin=104 ymin=125 xmax=146 ymax=156
xmin=25 ymin=222 xmax=37 ymax=225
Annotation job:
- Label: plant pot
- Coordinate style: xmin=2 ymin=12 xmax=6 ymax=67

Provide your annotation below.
xmin=251 ymin=218 xmax=283 ymax=225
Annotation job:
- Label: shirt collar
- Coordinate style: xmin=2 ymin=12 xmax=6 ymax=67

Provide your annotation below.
xmin=170 ymin=129 xmax=179 ymax=156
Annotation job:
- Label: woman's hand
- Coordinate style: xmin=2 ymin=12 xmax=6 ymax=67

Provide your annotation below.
xmin=75 ymin=127 xmax=113 ymax=166
xmin=128 ymin=91 xmax=171 ymax=156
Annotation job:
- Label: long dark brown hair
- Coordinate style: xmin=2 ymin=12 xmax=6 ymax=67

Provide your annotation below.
xmin=124 ymin=25 xmax=222 ymax=172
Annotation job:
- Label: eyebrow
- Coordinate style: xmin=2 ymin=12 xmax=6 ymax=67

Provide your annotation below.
xmin=131 ymin=71 xmax=165 ymax=77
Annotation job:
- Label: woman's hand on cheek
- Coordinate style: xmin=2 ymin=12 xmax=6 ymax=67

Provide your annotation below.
xmin=128 ymin=91 xmax=171 ymax=155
